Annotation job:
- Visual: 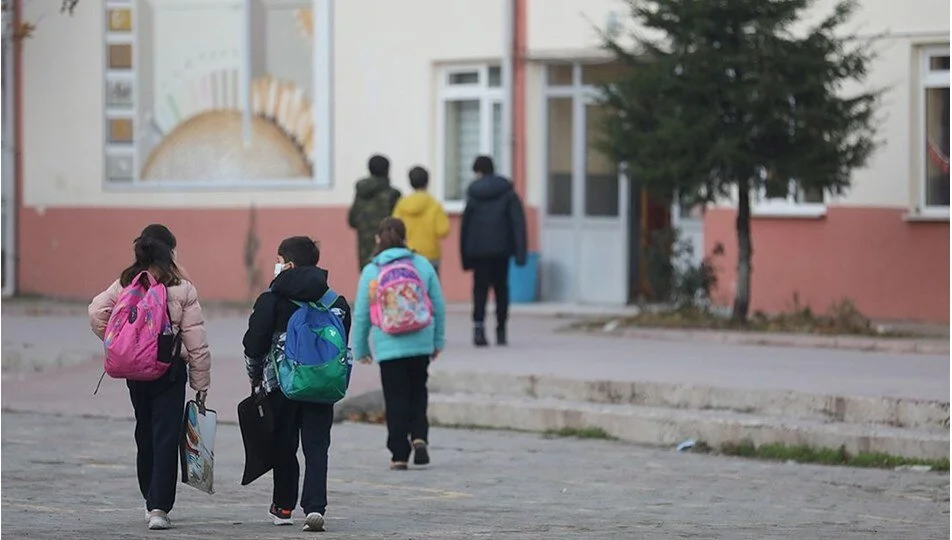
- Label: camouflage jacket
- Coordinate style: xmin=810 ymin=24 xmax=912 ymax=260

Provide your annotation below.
xmin=347 ymin=176 xmax=401 ymax=268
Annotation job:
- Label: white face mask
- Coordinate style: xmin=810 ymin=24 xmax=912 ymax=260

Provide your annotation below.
xmin=274 ymin=263 xmax=286 ymax=277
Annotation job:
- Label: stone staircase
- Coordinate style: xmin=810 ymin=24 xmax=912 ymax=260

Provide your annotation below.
xmin=428 ymin=371 xmax=950 ymax=460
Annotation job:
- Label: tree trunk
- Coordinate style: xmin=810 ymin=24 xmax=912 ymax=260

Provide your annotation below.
xmin=731 ymin=177 xmax=752 ymax=324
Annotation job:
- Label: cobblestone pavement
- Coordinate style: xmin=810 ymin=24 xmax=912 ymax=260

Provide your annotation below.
xmin=2 ymin=412 xmax=948 ymax=539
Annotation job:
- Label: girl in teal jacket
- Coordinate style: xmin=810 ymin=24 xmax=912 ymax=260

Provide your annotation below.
xmin=352 ymin=217 xmax=446 ymax=470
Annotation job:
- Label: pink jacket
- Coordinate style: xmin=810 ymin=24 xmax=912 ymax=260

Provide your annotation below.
xmin=88 ymin=278 xmax=212 ymax=391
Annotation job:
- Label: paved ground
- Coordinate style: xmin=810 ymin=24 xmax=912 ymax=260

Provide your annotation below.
xmin=2 ymin=412 xmax=949 ymax=539
xmin=3 ymin=313 xmax=949 ymax=425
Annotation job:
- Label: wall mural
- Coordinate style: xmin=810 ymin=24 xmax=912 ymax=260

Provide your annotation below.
xmin=104 ymin=0 xmax=323 ymax=186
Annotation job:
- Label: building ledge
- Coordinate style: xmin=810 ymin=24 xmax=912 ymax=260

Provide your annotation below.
xmin=903 ymin=208 xmax=950 ymax=223
xmin=751 ymin=203 xmax=827 ymax=219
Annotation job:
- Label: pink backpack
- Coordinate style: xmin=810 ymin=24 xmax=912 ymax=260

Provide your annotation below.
xmin=369 ymin=259 xmax=433 ymax=335
xmin=103 ymin=271 xmax=174 ymax=381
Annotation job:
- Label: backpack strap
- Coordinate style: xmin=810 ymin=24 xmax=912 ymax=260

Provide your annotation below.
xmin=289 ymin=289 xmax=338 ymax=310
xmin=318 ymin=288 xmax=339 ymax=309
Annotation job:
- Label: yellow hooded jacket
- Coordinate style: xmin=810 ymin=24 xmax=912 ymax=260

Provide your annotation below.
xmin=392 ymin=191 xmax=450 ymax=261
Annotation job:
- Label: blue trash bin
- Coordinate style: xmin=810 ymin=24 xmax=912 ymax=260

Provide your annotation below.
xmin=509 ymin=252 xmax=540 ymax=303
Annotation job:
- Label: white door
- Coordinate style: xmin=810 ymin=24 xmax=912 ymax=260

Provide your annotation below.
xmin=541 ymin=88 xmax=628 ymax=305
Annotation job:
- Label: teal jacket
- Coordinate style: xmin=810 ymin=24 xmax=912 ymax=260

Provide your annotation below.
xmin=352 ymin=248 xmax=446 ymax=362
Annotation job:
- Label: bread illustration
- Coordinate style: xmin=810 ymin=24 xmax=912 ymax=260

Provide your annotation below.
xmin=142 ymin=75 xmax=313 ymax=181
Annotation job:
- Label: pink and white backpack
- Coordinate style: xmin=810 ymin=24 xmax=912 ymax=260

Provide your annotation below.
xmin=102 ymin=271 xmax=174 ymax=381
xmin=370 ymin=258 xmax=433 ymax=335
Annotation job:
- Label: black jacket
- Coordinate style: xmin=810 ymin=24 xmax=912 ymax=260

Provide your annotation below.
xmin=460 ymin=175 xmax=528 ymax=270
xmin=242 ymin=266 xmax=352 ymax=381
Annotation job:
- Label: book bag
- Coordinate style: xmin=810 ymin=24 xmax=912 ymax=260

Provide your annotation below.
xmin=270 ymin=289 xmax=352 ymax=404
xmin=369 ymin=257 xmax=433 ymax=335
xmin=102 ymin=271 xmax=175 ymax=381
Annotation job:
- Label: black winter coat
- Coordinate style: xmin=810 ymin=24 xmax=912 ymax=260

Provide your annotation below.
xmin=459 ymin=175 xmax=528 ymax=270
xmin=242 ymin=266 xmax=352 ymax=381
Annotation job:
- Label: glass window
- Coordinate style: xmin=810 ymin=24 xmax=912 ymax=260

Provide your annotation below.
xmin=103 ymin=0 xmax=327 ymax=186
xmin=492 ymin=102 xmax=503 ymax=166
xmin=584 ymin=104 xmax=619 ymax=216
xmin=547 ymin=97 xmax=573 ymax=216
xmin=581 ymin=62 xmax=627 ymax=86
xmin=488 ymin=66 xmax=501 ymax=88
xmin=448 ymin=71 xmax=479 ymax=85
xmin=925 ymin=87 xmax=950 ymax=207
xmin=546 ymin=64 xmax=573 ymax=86
xmin=443 ymin=100 xmax=480 ymax=201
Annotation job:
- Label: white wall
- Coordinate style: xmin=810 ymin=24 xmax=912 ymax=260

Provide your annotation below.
xmin=526 ymin=0 xmax=950 ymax=210
xmin=21 ymin=0 xmax=503 ymax=209
xmin=21 ymin=0 xmax=948 ymax=211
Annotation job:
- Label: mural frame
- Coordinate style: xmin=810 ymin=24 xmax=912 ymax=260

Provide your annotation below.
xmin=101 ymin=0 xmax=334 ymax=191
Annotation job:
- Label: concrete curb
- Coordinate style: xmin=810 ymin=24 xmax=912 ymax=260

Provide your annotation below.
xmin=333 ymin=389 xmax=385 ymax=422
xmin=429 ymin=371 xmax=950 ymax=430
xmin=568 ymin=326 xmax=950 ymax=355
xmin=2 ymin=389 xmax=387 ymax=426
xmin=428 ymin=394 xmax=950 ymax=461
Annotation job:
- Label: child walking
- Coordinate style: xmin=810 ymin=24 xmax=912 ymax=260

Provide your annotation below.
xmin=391 ymin=166 xmax=450 ymax=276
xmin=88 ymin=224 xmax=212 ymax=531
xmin=352 ymin=217 xmax=446 ymax=469
xmin=242 ymin=236 xmax=352 ymax=532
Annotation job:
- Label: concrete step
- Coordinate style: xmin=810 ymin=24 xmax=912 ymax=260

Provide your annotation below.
xmin=429 ymin=371 xmax=950 ymax=430
xmin=428 ymin=393 xmax=950 ymax=460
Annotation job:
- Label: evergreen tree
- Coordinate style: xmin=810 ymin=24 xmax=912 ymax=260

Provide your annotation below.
xmin=600 ymin=0 xmax=880 ymax=322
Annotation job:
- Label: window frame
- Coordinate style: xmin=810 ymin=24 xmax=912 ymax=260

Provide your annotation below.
xmin=917 ymin=45 xmax=950 ymax=218
xmin=101 ymin=0 xmax=334 ymax=191
xmin=436 ymin=64 xmax=504 ymax=212
xmin=752 ymin=177 xmax=828 ymax=219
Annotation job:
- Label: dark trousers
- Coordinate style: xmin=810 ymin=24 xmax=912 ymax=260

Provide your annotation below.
xmin=127 ymin=363 xmax=187 ymax=514
xmin=472 ymin=256 xmax=510 ymax=327
xmin=379 ymin=356 xmax=430 ymax=462
xmin=271 ymin=391 xmax=334 ymax=515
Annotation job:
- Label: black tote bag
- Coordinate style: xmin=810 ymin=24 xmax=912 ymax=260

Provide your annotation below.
xmin=238 ymin=387 xmax=276 ymax=486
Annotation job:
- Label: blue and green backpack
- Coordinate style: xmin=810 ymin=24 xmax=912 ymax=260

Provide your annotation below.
xmin=269 ymin=289 xmax=352 ymax=404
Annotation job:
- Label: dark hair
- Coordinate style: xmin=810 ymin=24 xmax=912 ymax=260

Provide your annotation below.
xmin=278 ymin=236 xmax=320 ymax=267
xmin=119 ymin=224 xmax=184 ymax=287
xmin=472 ymin=155 xmax=495 ymax=175
xmin=368 ymin=154 xmax=390 ymax=177
xmin=408 ymin=166 xmax=429 ymax=190
xmin=373 ymin=217 xmax=407 ymax=256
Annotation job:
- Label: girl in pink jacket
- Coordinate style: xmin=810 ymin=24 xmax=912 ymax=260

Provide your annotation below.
xmin=88 ymin=224 xmax=211 ymax=531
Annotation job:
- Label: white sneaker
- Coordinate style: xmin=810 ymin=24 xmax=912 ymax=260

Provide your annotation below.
xmin=303 ymin=512 xmax=325 ymax=532
xmin=268 ymin=505 xmax=294 ymax=526
xmin=147 ymin=510 xmax=172 ymax=530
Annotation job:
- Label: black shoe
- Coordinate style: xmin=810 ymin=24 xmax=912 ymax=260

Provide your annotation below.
xmin=474 ymin=325 xmax=489 ymax=347
xmin=412 ymin=439 xmax=430 ymax=465
xmin=496 ymin=326 xmax=507 ymax=346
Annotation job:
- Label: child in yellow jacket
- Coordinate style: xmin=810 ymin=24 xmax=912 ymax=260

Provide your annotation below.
xmin=392 ymin=166 xmax=450 ymax=276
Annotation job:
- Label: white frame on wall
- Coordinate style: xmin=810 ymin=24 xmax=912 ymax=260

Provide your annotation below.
xmin=917 ymin=44 xmax=950 ymax=218
xmin=435 ymin=63 xmax=505 ymax=212
xmin=101 ymin=0 xmax=334 ymax=191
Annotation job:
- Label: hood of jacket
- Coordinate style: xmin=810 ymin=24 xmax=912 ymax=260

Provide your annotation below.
xmin=397 ymin=191 xmax=439 ymax=217
xmin=270 ymin=266 xmax=330 ymax=302
xmin=371 ymin=247 xmax=416 ymax=265
xmin=355 ymin=175 xmax=394 ymax=199
xmin=466 ymin=174 xmax=514 ymax=201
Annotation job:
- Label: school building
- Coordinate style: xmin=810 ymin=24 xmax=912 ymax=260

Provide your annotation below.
xmin=3 ymin=0 xmax=949 ymax=322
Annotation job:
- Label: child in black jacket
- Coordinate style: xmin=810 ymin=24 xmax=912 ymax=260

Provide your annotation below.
xmin=242 ymin=236 xmax=352 ymax=532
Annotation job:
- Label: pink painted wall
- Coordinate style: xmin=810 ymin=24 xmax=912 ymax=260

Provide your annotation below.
xmin=704 ymin=207 xmax=950 ymax=323
xmin=18 ymin=205 xmax=539 ymax=305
